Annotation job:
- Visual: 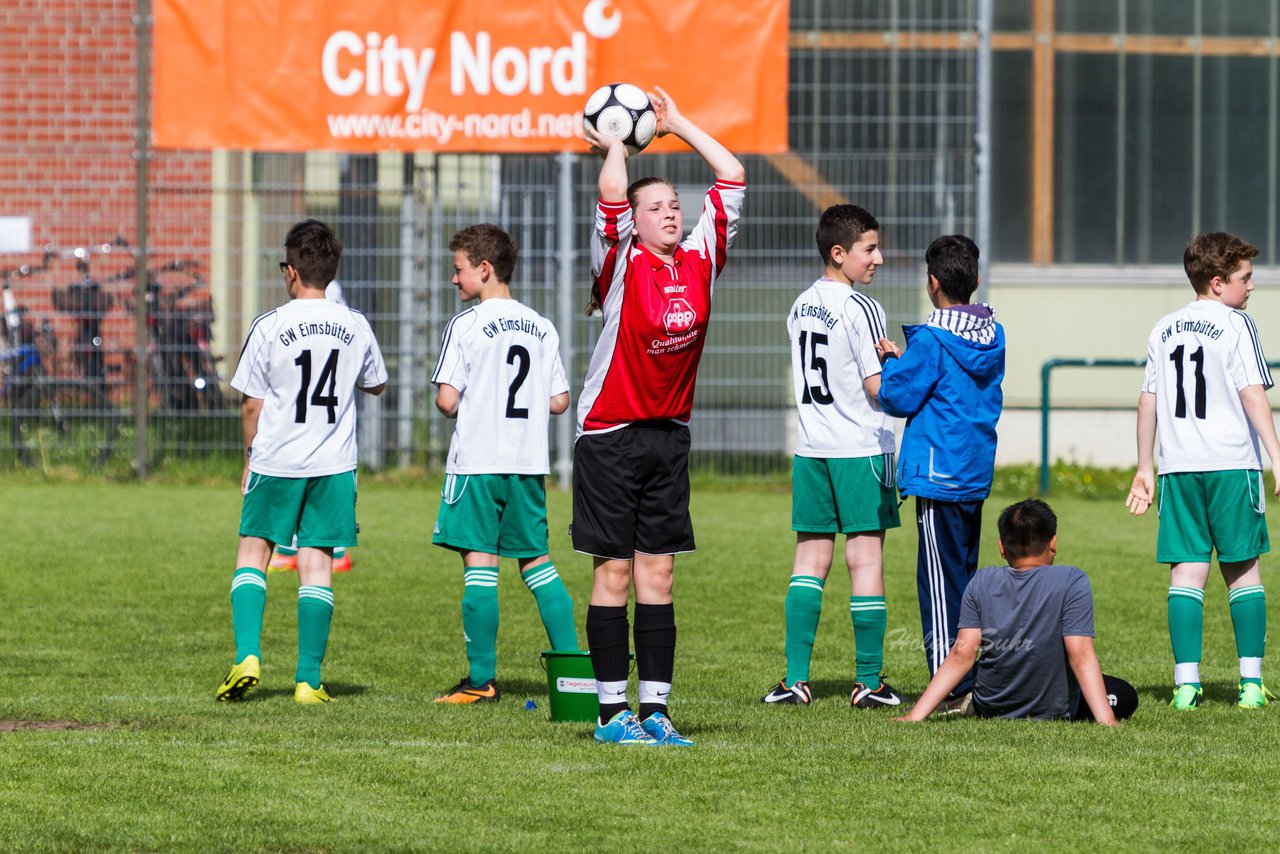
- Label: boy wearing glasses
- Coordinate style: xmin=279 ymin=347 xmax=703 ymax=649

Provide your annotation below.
xmin=215 ymin=219 xmax=387 ymax=704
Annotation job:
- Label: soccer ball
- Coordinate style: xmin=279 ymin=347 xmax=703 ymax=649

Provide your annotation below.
xmin=583 ymin=83 xmax=658 ymax=156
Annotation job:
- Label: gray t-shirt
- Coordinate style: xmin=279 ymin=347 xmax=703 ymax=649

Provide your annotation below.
xmin=958 ymin=564 xmax=1095 ymax=720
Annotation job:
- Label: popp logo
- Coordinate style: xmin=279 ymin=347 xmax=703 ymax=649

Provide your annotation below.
xmin=664 ymin=298 xmax=697 ymax=336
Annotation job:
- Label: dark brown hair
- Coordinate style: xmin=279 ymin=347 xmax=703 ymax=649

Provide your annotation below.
xmin=449 ymin=223 xmax=518 ymax=284
xmin=997 ymin=499 xmax=1058 ymax=561
xmin=284 ymin=219 xmax=342 ymax=287
xmin=816 ymin=204 xmax=879 ymax=267
xmin=1183 ymin=231 xmax=1258 ymax=294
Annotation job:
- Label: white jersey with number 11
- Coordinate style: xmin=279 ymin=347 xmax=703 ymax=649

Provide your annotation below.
xmin=1142 ymin=299 xmax=1273 ymax=473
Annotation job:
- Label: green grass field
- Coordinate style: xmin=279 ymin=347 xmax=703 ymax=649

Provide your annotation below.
xmin=4 ymin=476 xmax=1280 ymax=851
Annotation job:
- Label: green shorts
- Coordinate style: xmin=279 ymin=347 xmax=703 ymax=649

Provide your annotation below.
xmin=432 ymin=473 xmax=549 ymax=559
xmin=1157 ymin=470 xmax=1270 ymax=564
xmin=239 ymin=470 xmax=358 ymax=549
xmin=792 ymin=453 xmax=901 ymax=534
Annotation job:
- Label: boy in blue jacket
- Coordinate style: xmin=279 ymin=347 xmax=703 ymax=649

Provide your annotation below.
xmin=877 ymin=235 xmax=1005 ymax=707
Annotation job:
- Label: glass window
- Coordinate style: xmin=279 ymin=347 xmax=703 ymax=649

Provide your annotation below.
xmin=1057 ymin=0 xmax=1119 ymax=33
xmin=1054 ymin=53 xmax=1120 ymax=263
xmin=990 ymin=50 xmax=1032 ymax=262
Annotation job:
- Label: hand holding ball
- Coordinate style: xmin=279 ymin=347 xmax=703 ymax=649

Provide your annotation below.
xmin=583 ymin=83 xmax=658 ymax=156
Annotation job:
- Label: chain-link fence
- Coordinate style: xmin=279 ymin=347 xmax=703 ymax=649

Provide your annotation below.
xmin=1 ymin=0 xmax=980 ymax=477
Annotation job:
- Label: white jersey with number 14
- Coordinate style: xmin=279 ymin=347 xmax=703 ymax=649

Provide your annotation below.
xmin=232 ymin=298 xmax=387 ymax=477
xmin=1141 ymin=299 xmax=1273 ymax=473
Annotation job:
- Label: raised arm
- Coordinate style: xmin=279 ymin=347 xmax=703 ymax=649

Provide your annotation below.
xmin=1240 ymin=384 xmax=1280 ymax=497
xmin=585 ymin=124 xmax=628 ymax=202
xmin=650 ymin=86 xmax=744 ymax=183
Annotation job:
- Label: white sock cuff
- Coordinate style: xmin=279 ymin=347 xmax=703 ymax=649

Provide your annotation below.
xmin=1174 ymin=662 xmax=1201 ymax=685
xmin=1241 ymin=657 xmax=1264 ymax=679
xmin=596 ymin=679 xmax=628 ymax=705
xmin=639 ymin=680 xmax=672 ymax=706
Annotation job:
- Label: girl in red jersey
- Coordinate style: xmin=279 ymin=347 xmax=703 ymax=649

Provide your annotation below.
xmin=577 ymin=87 xmax=744 ymax=746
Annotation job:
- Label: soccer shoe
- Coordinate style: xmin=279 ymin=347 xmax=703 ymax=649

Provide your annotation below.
xmin=215 ymin=655 xmax=260 ymax=702
xmin=759 ymin=679 xmax=812 ymax=705
xmin=640 ymin=712 xmax=695 ymax=746
xmin=593 ymin=710 xmax=658 ymax=745
xmin=332 ymin=552 xmax=352 ymax=573
xmin=1170 ymin=683 xmax=1203 ymax=710
xmin=851 ymin=678 xmax=904 ymax=709
xmin=1237 ymin=681 xmax=1275 ymax=709
xmin=267 ymin=552 xmax=297 ymax=573
xmin=295 ymin=682 xmax=336 ymax=704
xmin=937 ymin=692 xmax=974 ymax=716
xmin=434 ymin=677 xmax=500 ymax=704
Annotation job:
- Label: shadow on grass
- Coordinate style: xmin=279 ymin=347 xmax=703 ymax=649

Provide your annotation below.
xmin=1135 ymin=680 xmax=1238 ymax=705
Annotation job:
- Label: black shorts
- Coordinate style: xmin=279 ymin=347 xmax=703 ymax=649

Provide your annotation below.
xmin=572 ymin=422 xmax=695 ymax=559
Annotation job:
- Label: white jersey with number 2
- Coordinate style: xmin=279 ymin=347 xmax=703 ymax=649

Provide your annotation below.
xmin=432 ymin=298 xmax=569 ymax=475
xmin=232 ymin=298 xmax=387 ymax=477
xmin=788 ymin=279 xmax=896 ymax=457
xmin=1142 ymin=299 xmax=1273 ymax=473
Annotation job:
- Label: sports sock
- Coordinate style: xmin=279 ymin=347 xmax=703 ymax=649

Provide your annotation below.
xmin=1228 ymin=584 xmax=1266 ymax=685
xmin=521 ymin=562 xmax=577 ymax=650
xmin=461 ymin=567 xmax=500 ymax=685
xmin=333 ymin=547 xmax=346 ymax=559
xmin=784 ymin=574 xmax=824 ymax=685
xmin=1168 ymin=585 xmax=1205 ymax=687
xmin=275 ymin=544 xmax=298 ymax=558
xmin=230 ymin=568 xmax=267 ymax=663
xmin=850 ymin=595 xmax=887 ymax=690
xmin=587 ymin=604 xmax=630 ymax=722
xmin=296 ymin=585 xmax=334 ymax=689
xmin=635 ymin=602 xmax=676 ymax=721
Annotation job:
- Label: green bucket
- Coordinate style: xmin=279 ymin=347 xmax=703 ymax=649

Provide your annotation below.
xmin=540 ymin=650 xmax=599 ymax=722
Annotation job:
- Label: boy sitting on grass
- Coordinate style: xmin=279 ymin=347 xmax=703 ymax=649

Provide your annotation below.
xmin=896 ymin=499 xmax=1137 ymax=724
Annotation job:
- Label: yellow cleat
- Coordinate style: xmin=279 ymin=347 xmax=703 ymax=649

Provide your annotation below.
xmin=295 ymin=682 xmax=336 ymax=704
xmin=215 ymin=655 xmax=260 ymax=702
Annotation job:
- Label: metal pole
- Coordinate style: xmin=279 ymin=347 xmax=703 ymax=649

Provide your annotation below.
xmin=133 ymin=0 xmax=151 ymax=479
xmin=555 ymin=151 xmax=575 ymax=490
xmin=397 ymin=155 xmax=415 ymax=468
xmin=975 ymin=0 xmax=993 ymax=300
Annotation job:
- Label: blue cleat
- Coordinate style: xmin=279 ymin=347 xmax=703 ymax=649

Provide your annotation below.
xmin=640 ymin=711 xmax=695 ymax=746
xmin=594 ymin=710 xmax=658 ymax=745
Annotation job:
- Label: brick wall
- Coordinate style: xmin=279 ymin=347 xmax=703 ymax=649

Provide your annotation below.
xmin=1 ymin=0 xmax=212 ymax=384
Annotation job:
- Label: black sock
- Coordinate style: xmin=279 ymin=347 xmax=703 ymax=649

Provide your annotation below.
xmin=587 ymin=604 xmax=630 ymax=722
xmin=635 ymin=602 xmax=676 ymax=722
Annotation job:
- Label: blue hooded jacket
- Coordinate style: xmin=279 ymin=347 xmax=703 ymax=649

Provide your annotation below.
xmin=878 ymin=305 xmax=1005 ymax=501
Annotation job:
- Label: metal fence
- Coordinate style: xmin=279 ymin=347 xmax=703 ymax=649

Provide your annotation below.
xmin=0 ymin=0 xmax=981 ymax=477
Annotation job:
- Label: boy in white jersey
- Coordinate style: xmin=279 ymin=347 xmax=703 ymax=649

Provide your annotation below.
xmin=216 ymin=219 xmax=387 ymax=705
xmin=760 ymin=204 xmax=903 ymax=709
xmin=1127 ymin=231 xmax=1280 ymax=710
xmin=430 ymin=224 xmax=578 ymax=704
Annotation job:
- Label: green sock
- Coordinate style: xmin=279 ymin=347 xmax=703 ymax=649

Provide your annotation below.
xmin=296 ymin=585 xmax=334 ymax=689
xmin=230 ymin=568 xmax=267 ymax=663
xmin=521 ymin=562 xmax=577 ymax=651
xmin=333 ymin=547 xmax=346 ymax=559
xmin=276 ymin=541 xmax=298 ymax=558
xmin=1168 ymin=586 xmax=1205 ymax=687
xmin=1229 ymin=584 xmax=1266 ymax=686
xmin=784 ymin=575 xmax=825 ymax=685
xmin=850 ymin=596 xmax=887 ymax=690
xmin=463 ymin=568 xmax=500 ymax=685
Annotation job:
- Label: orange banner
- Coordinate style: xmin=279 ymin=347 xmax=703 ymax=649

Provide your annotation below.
xmin=152 ymin=0 xmax=788 ymax=153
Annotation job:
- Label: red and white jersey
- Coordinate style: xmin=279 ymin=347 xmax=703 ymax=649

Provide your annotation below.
xmin=231 ymin=298 xmax=387 ymax=477
xmin=788 ymin=279 xmax=896 ymax=457
xmin=432 ymin=298 xmax=569 ymax=475
xmin=577 ymin=179 xmax=745 ymax=436
xmin=1141 ymin=299 xmax=1273 ymax=473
